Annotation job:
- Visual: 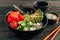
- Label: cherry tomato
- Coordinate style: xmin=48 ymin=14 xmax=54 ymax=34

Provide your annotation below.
xmin=7 ymin=11 xmax=24 ymax=23
xmin=10 ymin=21 xmax=18 ymax=29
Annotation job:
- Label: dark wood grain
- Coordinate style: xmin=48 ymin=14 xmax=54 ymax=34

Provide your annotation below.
xmin=0 ymin=0 xmax=60 ymax=7
xmin=0 ymin=6 xmax=60 ymax=40
xmin=0 ymin=1 xmax=60 ymax=40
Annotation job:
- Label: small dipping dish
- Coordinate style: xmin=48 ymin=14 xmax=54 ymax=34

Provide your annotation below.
xmin=33 ymin=1 xmax=48 ymax=12
xmin=45 ymin=12 xmax=59 ymax=25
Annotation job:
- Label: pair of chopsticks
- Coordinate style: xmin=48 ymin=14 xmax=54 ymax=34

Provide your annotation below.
xmin=43 ymin=25 xmax=60 ymax=40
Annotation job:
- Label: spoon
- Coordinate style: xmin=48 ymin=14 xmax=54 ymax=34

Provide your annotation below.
xmin=13 ymin=4 xmax=25 ymax=14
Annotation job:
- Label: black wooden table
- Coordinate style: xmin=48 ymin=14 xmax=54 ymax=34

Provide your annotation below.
xmin=0 ymin=6 xmax=60 ymax=40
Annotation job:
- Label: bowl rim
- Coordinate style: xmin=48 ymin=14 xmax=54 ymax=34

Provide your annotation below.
xmin=5 ymin=10 xmax=48 ymax=32
xmin=45 ymin=11 xmax=59 ymax=19
xmin=33 ymin=1 xmax=48 ymax=7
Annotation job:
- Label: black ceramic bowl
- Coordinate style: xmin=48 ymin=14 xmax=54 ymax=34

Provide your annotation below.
xmin=33 ymin=1 xmax=48 ymax=12
xmin=5 ymin=7 xmax=48 ymax=38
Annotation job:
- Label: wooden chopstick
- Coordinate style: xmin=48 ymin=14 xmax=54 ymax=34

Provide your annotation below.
xmin=51 ymin=28 xmax=60 ymax=40
xmin=43 ymin=25 xmax=60 ymax=40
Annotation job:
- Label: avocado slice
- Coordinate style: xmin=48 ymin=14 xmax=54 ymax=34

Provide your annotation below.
xmin=34 ymin=9 xmax=43 ymax=23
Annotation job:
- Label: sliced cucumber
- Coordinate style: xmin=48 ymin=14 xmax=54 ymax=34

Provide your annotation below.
xmin=17 ymin=26 xmax=22 ymax=30
xmin=21 ymin=22 xmax=26 ymax=27
xmin=21 ymin=19 xmax=27 ymax=27
xmin=27 ymin=22 xmax=33 ymax=27
xmin=23 ymin=27 xmax=30 ymax=31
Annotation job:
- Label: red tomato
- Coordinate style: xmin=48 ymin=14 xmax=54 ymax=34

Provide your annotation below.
xmin=10 ymin=21 xmax=18 ymax=29
xmin=7 ymin=11 xmax=24 ymax=23
xmin=18 ymin=13 xmax=24 ymax=21
xmin=9 ymin=11 xmax=19 ymax=21
xmin=7 ymin=15 xmax=12 ymax=23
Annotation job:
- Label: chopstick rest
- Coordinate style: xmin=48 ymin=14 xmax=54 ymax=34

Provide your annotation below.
xmin=43 ymin=25 xmax=60 ymax=40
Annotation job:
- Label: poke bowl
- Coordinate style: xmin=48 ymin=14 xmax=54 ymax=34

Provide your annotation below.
xmin=5 ymin=7 xmax=48 ymax=38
